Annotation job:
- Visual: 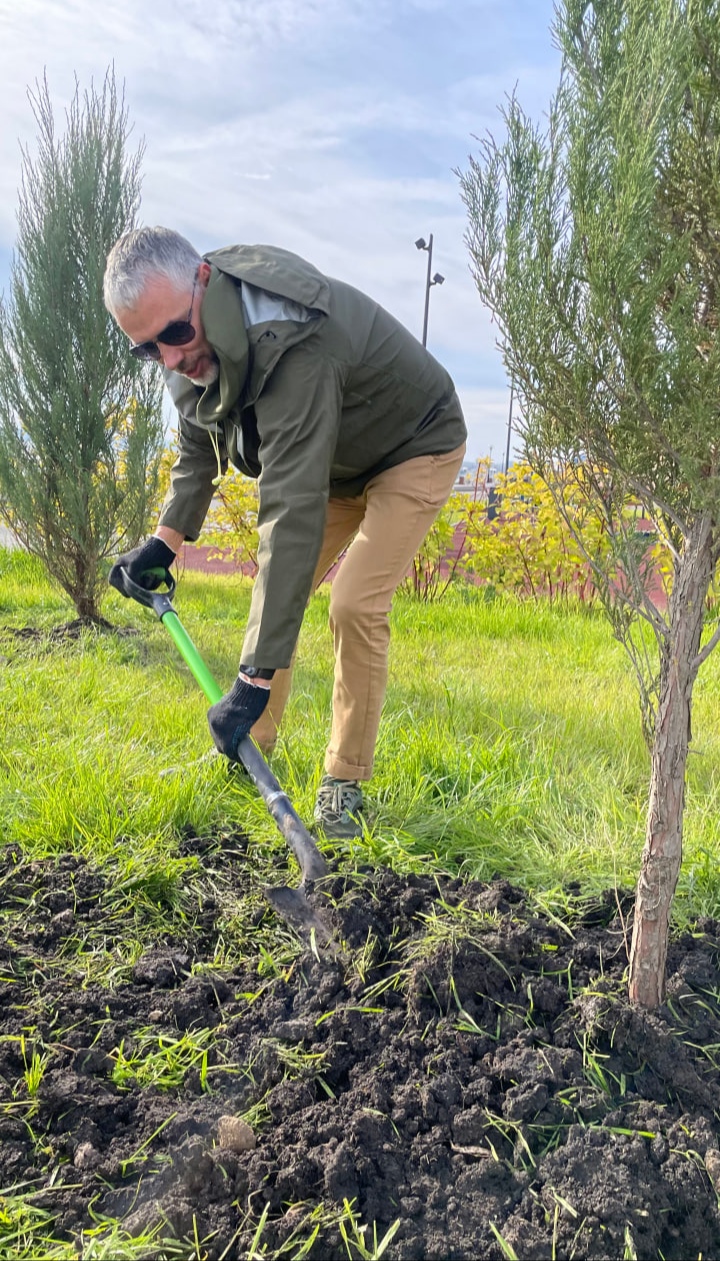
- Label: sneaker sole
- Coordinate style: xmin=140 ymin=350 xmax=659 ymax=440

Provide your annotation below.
xmin=313 ymin=818 xmax=364 ymax=840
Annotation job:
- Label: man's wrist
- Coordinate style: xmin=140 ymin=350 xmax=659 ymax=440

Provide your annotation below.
xmin=154 ymin=525 xmax=184 ymax=554
xmin=239 ymin=663 xmax=274 ymax=689
xmin=239 ymin=671 xmax=272 ymax=690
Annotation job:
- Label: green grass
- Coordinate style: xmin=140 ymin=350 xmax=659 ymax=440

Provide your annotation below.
xmin=0 ymin=1188 xmax=191 ymax=1260
xmin=1 ymin=545 xmax=720 ymax=924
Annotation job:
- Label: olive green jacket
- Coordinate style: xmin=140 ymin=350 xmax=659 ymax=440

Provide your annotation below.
xmin=158 ymin=244 xmax=466 ymax=668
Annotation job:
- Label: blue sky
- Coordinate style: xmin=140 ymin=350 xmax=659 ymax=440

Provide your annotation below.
xmin=0 ymin=0 xmax=561 ymax=460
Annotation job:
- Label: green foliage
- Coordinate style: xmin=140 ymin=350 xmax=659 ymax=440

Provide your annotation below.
xmin=402 ymin=455 xmax=658 ymax=610
xmin=202 ymin=468 xmax=261 ymax=573
xmin=0 ymin=70 xmax=164 ymax=621
xmin=154 ymin=435 xmax=261 ymax=573
xmin=403 ymin=458 xmax=489 ymax=601
xmin=110 ymin=1030 xmax=215 ymax=1092
xmin=461 ymin=0 xmax=720 ymax=482
xmin=337 ymin=1201 xmax=401 ymax=1259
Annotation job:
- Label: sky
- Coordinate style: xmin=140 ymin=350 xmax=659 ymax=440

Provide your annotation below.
xmin=0 ymin=0 xmax=561 ymax=463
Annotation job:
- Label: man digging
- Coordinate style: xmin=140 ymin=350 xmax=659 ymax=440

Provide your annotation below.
xmin=104 ymin=227 xmax=466 ymax=839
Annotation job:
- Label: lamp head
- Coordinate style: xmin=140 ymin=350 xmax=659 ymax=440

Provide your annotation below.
xmin=415 ymin=238 xmax=427 ymax=250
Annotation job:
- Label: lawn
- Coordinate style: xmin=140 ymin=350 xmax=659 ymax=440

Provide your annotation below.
xmin=3 ymin=546 xmax=720 ymax=919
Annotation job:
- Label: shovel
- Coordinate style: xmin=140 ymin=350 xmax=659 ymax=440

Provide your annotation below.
xmin=118 ymin=567 xmax=333 ymax=942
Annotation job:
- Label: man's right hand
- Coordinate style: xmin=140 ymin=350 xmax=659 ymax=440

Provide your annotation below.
xmin=108 ymin=537 xmax=177 ymax=596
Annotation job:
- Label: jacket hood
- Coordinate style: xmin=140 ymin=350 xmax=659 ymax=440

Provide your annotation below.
xmin=205 ymin=244 xmax=330 ymax=315
xmin=195 ymin=269 xmax=249 ymax=431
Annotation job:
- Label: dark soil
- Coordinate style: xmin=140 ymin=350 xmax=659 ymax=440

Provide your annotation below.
xmin=2 ymin=839 xmax=720 ymax=1259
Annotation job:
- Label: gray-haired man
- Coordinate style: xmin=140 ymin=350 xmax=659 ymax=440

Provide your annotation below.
xmin=104 ymin=227 xmax=466 ymax=838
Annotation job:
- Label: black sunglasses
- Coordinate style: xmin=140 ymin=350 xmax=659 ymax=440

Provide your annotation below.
xmin=129 ymin=271 xmax=199 ymax=361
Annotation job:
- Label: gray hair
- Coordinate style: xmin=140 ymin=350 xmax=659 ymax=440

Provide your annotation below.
xmin=103 ymin=226 xmax=202 ymax=316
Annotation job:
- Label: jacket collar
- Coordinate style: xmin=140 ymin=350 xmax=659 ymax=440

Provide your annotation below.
xmin=164 ymin=251 xmax=327 ymax=427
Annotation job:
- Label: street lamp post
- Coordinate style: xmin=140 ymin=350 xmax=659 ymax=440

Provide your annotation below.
xmin=415 ymin=235 xmax=444 ymax=347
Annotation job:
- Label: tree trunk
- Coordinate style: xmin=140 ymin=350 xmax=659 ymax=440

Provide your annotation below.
xmin=69 ymin=547 xmax=101 ymax=623
xmin=628 ymin=513 xmax=715 ymax=1008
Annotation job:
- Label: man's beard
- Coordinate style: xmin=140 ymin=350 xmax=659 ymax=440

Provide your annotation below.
xmin=192 ymin=360 xmax=220 ymax=387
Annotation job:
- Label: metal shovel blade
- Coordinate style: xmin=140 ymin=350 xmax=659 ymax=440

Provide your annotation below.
xmin=263 ymin=883 xmax=337 ymax=950
xmin=232 ymin=742 xmax=337 ymax=946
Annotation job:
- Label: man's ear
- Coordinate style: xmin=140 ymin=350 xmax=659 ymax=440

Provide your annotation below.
xmin=198 ymin=260 xmax=212 ymax=287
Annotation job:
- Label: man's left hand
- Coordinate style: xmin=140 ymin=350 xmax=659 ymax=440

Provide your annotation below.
xmin=109 ymin=537 xmax=176 ymax=596
xmin=207 ymin=676 xmax=271 ymax=759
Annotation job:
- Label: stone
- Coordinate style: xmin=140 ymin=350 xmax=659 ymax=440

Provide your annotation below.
xmin=74 ymin=1142 xmax=100 ymax=1169
xmin=216 ymin=1115 xmax=256 ymax=1153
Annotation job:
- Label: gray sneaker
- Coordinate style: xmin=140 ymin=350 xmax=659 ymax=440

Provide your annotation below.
xmin=313 ymin=775 xmax=364 ymax=839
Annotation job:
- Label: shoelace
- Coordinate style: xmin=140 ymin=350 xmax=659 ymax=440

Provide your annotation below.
xmin=317 ymin=782 xmax=361 ymax=818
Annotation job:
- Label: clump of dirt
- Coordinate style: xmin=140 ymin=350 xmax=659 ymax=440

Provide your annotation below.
xmin=1 ymin=840 xmax=720 ymax=1259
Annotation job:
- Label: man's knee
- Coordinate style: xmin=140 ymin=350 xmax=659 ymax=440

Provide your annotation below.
xmin=328 ymin=583 xmax=389 ymax=638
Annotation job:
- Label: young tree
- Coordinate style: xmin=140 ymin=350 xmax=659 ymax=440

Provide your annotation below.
xmin=459 ymin=0 xmax=720 ymax=1007
xmin=0 ymin=72 xmax=164 ymax=622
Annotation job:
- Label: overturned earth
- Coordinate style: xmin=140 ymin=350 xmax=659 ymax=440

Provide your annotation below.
xmin=1 ymin=835 xmax=720 ymax=1260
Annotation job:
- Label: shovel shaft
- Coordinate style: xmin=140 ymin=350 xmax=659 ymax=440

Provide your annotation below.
xmin=161 ymin=610 xmax=223 ymax=705
xmin=157 ymin=607 xmax=327 ymax=883
xmin=233 ymin=737 xmax=328 ymax=881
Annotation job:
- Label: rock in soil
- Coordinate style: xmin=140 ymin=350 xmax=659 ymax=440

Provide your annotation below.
xmin=1 ymin=843 xmax=720 ymax=1259
xmin=217 ymin=1115 xmax=256 ymax=1152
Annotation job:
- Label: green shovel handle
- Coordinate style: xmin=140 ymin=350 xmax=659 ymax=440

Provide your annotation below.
xmin=160 ymin=609 xmax=223 ymax=705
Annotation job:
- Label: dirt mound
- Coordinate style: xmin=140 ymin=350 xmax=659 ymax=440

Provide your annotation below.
xmin=1 ymin=840 xmax=720 ymax=1259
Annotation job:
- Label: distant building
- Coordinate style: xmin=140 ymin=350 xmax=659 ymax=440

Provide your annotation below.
xmin=452 ymin=461 xmax=497 ymax=496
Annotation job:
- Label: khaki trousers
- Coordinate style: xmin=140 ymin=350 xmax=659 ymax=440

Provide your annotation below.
xmin=251 ymin=442 xmax=466 ymax=780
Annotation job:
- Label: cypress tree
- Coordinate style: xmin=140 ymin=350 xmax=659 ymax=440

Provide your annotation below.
xmin=0 ymin=70 xmax=164 ymax=622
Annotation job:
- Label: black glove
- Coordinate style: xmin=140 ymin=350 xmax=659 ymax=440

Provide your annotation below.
xmin=109 ymin=537 xmax=176 ymax=596
xmin=207 ymin=676 xmax=270 ymax=759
